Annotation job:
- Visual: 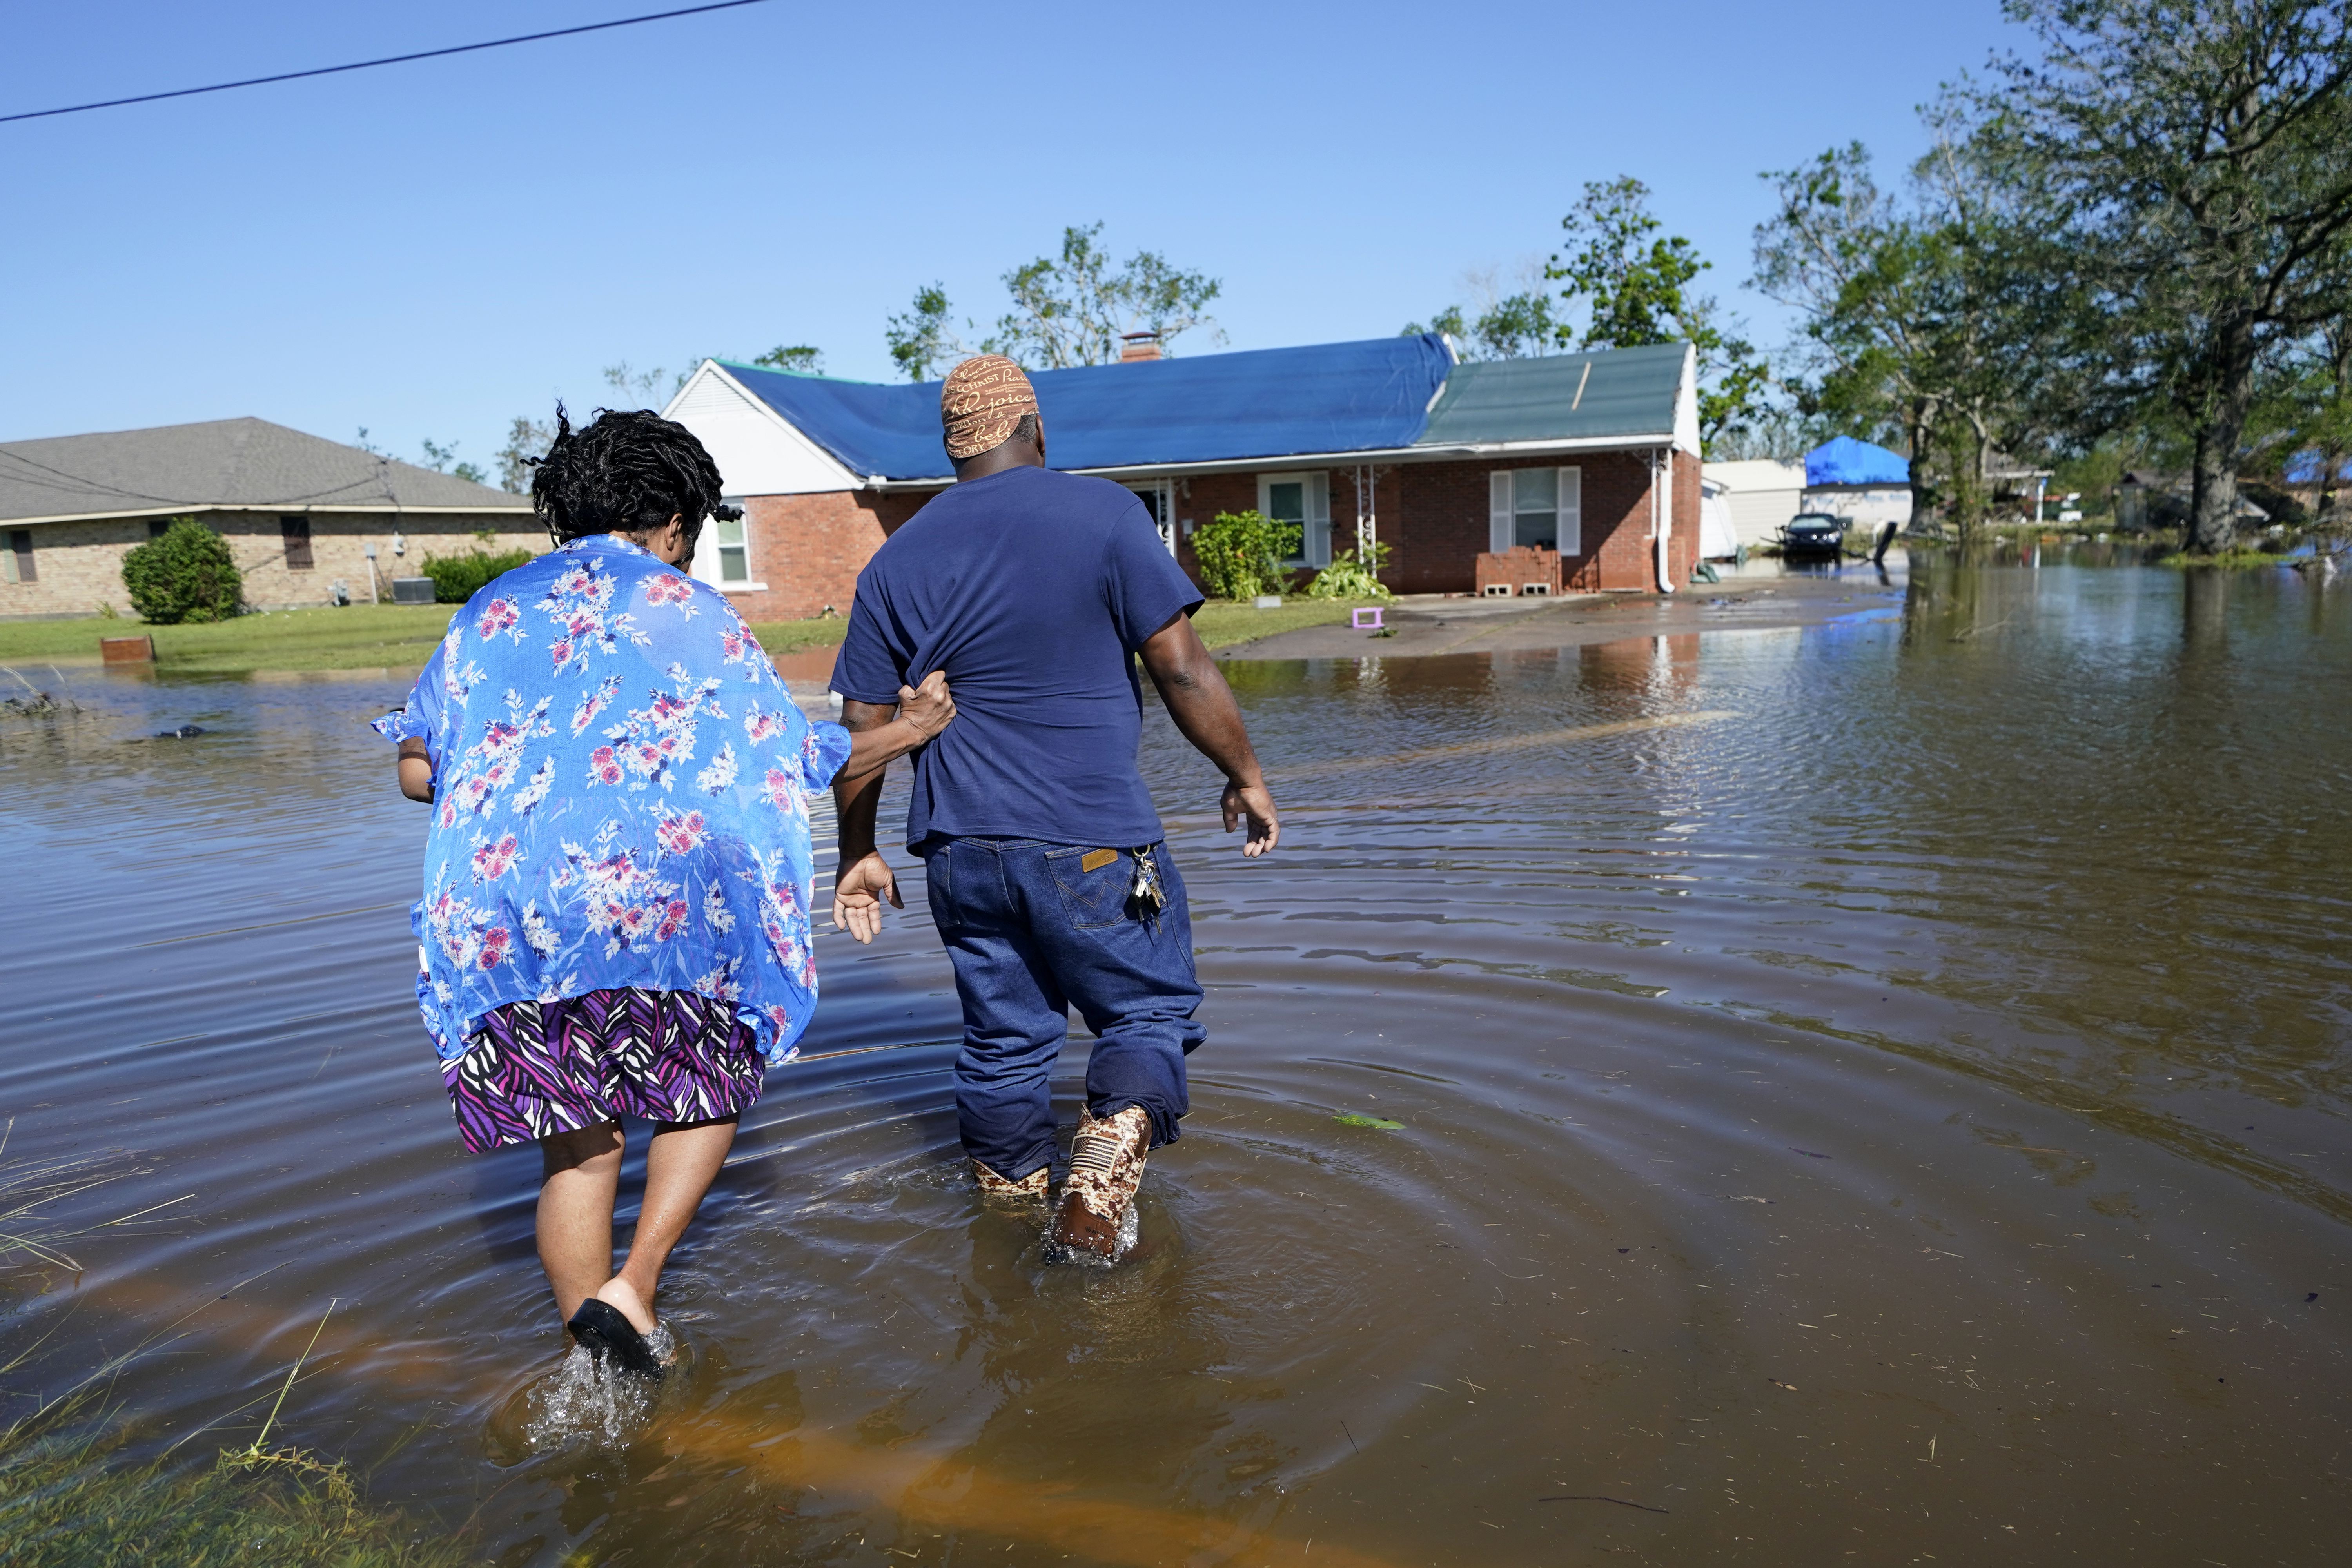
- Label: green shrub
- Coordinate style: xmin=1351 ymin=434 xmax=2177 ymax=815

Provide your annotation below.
xmin=419 ymin=546 xmax=535 ymax=603
xmin=120 ymin=518 xmax=243 ymax=624
xmin=1305 ymin=542 xmax=1393 ymax=599
xmin=1191 ymin=509 xmax=1301 ymax=601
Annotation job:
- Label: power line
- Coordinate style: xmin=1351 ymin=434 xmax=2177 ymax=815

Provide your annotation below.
xmin=0 ymin=0 xmax=773 ymax=125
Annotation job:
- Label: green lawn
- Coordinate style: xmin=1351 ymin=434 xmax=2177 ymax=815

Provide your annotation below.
xmin=0 ymin=604 xmax=858 ymax=677
xmin=0 ymin=604 xmax=460 ymax=675
xmin=1191 ymin=597 xmax=1389 ymax=650
xmin=0 ymin=597 xmax=1383 ymax=677
xmin=745 ymin=616 xmax=851 ymax=655
xmin=755 ymin=598 xmax=1385 ymax=657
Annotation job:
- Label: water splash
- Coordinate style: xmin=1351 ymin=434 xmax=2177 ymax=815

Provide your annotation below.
xmin=1042 ymin=1197 xmax=1141 ymax=1269
xmin=521 ymin=1324 xmax=677 ymax=1448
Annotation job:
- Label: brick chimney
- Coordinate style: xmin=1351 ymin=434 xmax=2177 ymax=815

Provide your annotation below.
xmin=1119 ymin=331 xmax=1163 ymax=363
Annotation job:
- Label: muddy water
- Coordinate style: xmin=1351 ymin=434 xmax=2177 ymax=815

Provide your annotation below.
xmin=4 ymin=555 xmax=2349 ymax=1566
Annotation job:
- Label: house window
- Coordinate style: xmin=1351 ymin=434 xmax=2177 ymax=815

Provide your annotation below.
xmin=712 ymin=510 xmax=750 ymax=583
xmin=1125 ymin=481 xmax=1177 ymax=555
xmin=1257 ymin=472 xmax=1332 ymax=568
xmin=1488 ymin=467 xmax=1582 ymax=555
xmin=280 ymin=515 xmax=314 ymax=570
xmin=148 ymin=519 xmax=172 ymax=539
xmin=7 ymin=530 xmax=35 ymax=584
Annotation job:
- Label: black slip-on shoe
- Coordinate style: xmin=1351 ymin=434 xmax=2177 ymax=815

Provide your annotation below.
xmin=567 ymin=1297 xmax=665 ymax=1380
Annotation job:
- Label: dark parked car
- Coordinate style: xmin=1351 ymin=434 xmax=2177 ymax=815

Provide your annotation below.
xmin=1777 ymin=512 xmax=1847 ymax=558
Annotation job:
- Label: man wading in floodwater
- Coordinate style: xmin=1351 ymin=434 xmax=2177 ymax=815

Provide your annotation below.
xmin=829 ymin=354 xmax=1278 ymax=1257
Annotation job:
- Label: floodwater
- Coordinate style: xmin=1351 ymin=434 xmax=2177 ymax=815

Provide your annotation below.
xmin=4 ymin=552 xmax=2349 ymax=1566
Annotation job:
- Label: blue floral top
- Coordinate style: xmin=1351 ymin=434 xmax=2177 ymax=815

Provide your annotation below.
xmin=374 ymin=534 xmax=851 ymax=1065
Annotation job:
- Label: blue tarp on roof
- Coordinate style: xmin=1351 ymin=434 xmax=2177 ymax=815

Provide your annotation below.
xmin=720 ymin=334 xmax=1455 ymax=481
xmin=2285 ymin=450 xmax=2352 ymax=484
xmin=1806 ymin=435 xmax=1911 ymax=487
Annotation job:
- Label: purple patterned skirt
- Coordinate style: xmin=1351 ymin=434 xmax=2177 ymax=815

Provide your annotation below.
xmin=445 ymin=987 xmax=764 ymax=1154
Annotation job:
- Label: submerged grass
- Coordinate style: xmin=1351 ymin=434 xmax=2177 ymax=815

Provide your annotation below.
xmin=0 ymin=1398 xmax=476 ymax=1568
xmin=0 ymin=1121 xmax=181 ymax=1276
xmin=2158 ymin=548 xmax=2291 ymax=568
xmin=0 ymin=1123 xmax=470 ymax=1565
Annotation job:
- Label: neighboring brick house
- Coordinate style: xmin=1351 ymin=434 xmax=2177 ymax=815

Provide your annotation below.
xmin=0 ymin=417 xmax=538 ymax=618
xmin=662 ymin=335 xmax=1700 ymax=619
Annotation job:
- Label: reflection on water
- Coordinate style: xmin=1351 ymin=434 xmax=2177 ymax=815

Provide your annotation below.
xmin=4 ymin=556 xmax=2350 ymax=1565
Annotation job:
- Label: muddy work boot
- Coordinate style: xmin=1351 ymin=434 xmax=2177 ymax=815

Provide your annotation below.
xmin=971 ymin=1159 xmax=1049 ymax=1201
xmin=1052 ymin=1105 xmax=1152 ymax=1257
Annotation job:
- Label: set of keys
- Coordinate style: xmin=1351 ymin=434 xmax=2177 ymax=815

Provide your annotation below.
xmin=1128 ymin=846 xmax=1167 ymax=921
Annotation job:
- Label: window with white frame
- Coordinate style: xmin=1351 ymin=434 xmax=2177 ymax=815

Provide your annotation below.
xmin=1125 ymin=481 xmax=1177 ymax=555
xmin=1488 ymin=466 xmax=1582 ymax=555
xmin=711 ymin=499 xmax=750 ymax=584
xmin=1258 ymin=472 xmax=1331 ymax=568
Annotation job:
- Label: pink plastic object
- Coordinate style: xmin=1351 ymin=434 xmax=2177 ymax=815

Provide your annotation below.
xmin=1351 ymin=607 xmax=1385 ymax=630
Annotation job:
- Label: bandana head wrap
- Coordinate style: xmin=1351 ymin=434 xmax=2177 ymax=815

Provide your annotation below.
xmin=940 ymin=355 xmax=1040 ymax=459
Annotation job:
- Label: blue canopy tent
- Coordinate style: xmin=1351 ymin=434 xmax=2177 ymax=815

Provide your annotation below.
xmin=1806 ymin=436 xmax=1911 ymax=488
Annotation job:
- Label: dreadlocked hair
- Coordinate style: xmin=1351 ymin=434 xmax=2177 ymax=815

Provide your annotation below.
xmin=527 ymin=404 xmax=740 ymax=554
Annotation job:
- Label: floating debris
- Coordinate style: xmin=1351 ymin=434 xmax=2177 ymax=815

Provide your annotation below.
xmin=1 ymin=691 xmax=79 ymax=718
xmin=1332 ymin=1113 xmax=1404 ymax=1130
xmin=155 ymin=724 xmax=206 ymax=739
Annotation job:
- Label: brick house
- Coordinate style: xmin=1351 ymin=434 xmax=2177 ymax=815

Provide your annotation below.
xmin=662 ymin=335 xmax=1700 ymax=619
xmin=0 ymin=417 xmax=538 ymax=618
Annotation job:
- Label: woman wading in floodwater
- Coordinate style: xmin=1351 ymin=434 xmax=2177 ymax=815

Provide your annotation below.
xmin=376 ymin=408 xmax=952 ymax=1376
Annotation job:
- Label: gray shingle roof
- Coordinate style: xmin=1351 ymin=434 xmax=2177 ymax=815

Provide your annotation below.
xmin=1418 ymin=342 xmax=1686 ymax=446
xmin=0 ymin=417 xmax=532 ymax=524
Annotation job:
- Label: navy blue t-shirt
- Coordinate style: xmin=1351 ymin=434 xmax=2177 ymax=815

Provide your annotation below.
xmin=830 ymin=464 xmax=1205 ymax=848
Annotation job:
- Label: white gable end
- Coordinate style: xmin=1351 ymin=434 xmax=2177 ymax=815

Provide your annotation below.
xmin=1673 ymin=343 xmax=1701 ymax=456
xmin=663 ymin=363 xmax=859 ymax=496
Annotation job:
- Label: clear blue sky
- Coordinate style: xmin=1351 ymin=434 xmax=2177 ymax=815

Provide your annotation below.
xmin=0 ymin=1 xmax=2024 ymax=470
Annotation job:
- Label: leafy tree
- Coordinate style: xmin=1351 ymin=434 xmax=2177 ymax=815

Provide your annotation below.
xmin=887 ymin=284 xmax=975 ymax=381
xmin=1978 ymin=0 xmax=2352 ymax=553
xmin=990 ymin=223 xmax=1223 ymax=370
xmin=601 ymin=361 xmax=673 ymax=408
xmin=1548 ymin=177 xmax=1772 ymax=450
xmin=121 ymin=518 xmax=241 ymax=623
xmin=1405 ymin=261 xmax=1562 ymax=359
xmin=884 ymin=225 xmax=1224 ymax=379
xmin=2300 ymin=319 xmax=2352 ymax=520
xmin=495 ymin=416 xmax=555 ymax=494
xmin=753 ymin=344 xmax=826 ymax=375
xmin=1705 ymin=401 xmax=1825 ymax=462
xmin=1469 ymin=292 xmax=1560 ymax=359
xmin=1753 ymin=131 xmax=2051 ymax=539
xmin=1399 ymin=306 xmax=1469 ymax=341
xmin=2252 ymin=311 xmax=2352 ymax=519
xmin=1190 ymin=510 xmax=1301 ymax=601
xmin=417 ymin=437 xmax=489 ymax=486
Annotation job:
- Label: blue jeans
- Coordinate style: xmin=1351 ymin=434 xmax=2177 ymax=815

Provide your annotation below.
xmin=920 ymin=837 xmax=1203 ymax=1181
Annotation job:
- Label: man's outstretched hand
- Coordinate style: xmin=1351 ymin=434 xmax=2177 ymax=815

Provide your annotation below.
xmin=1222 ymin=778 xmax=1279 ymax=857
xmin=833 ymin=851 xmax=902 ymax=944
